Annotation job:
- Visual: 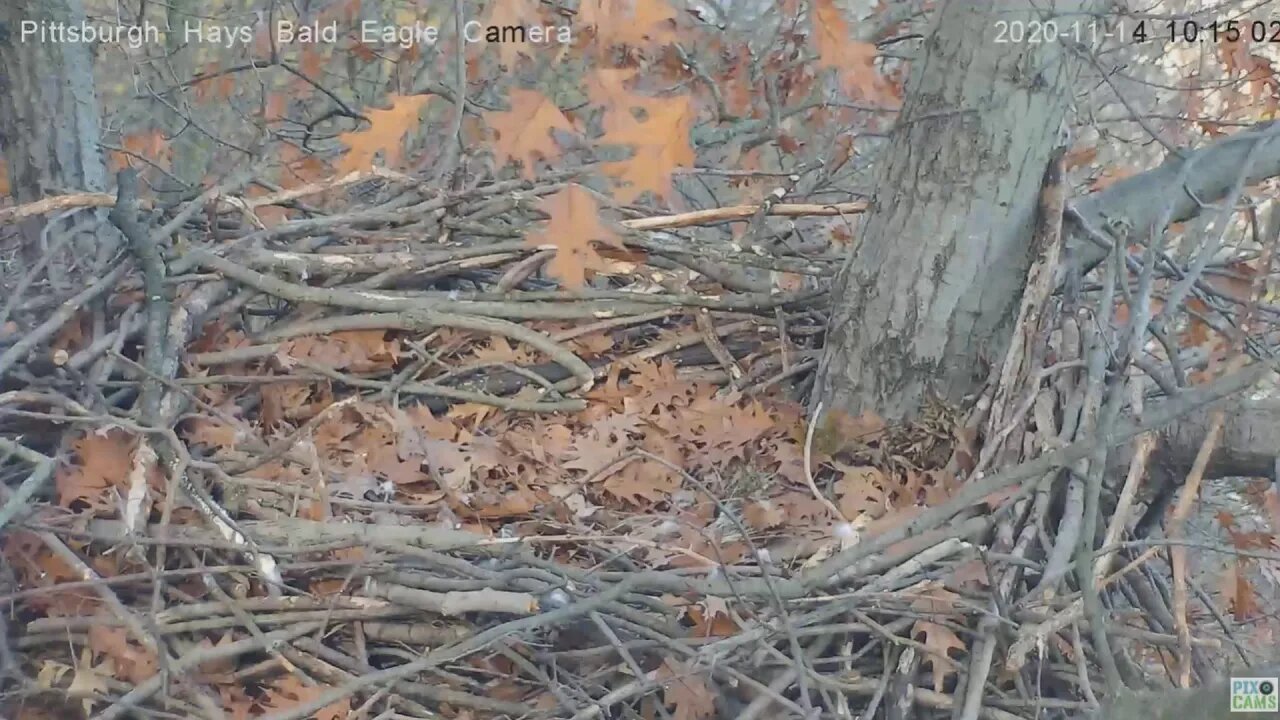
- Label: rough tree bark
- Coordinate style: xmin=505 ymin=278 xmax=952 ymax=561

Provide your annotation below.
xmin=814 ymin=0 xmax=1097 ymax=422
xmin=814 ymin=1 xmax=1280 ymax=481
xmin=810 ymin=0 xmax=1280 ymax=492
xmin=0 ymin=0 xmax=108 ymax=262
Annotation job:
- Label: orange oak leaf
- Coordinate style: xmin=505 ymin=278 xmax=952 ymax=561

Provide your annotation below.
xmin=565 ymin=430 xmax=628 ymax=477
xmin=1219 ymin=559 xmax=1261 ymax=621
xmin=812 ymin=0 xmax=883 ymax=101
xmin=88 ymin=625 xmax=158 ymax=684
xmin=624 ymin=359 xmax=692 ymax=413
xmin=119 ymin=130 xmax=171 ymax=170
xmin=657 ymin=657 xmax=716 ymax=720
xmin=55 ymin=431 xmax=137 ymax=508
xmin=912 ymin=619 xmax=966 ymax=692
xmin=261 ymin=675 xmax=349 ymax=720
xmin=744 ymin=499 xmax=786 ymax=529
xmin=586 ymin=68 xmax=639 ymax=109
xmin=284 ymin=330 xmax=401 ymax=372
xmin=421 ymin=435 xmax=503 ymax=493
xmin=601 ymin=94 xmax=696 ymax=203
xmin=579 ymin=0 xmax=678 ymax=49
xmin=525 ymin=184 xmax=624 ymax=288
xmin=1219 ymin=36 xmax=1252 ymax=75
xmin=186 ymin=418 xmax=242 ymax=452
xmin=603 ymin=459 xmax=679 ymax=504
xmin=833 ymin=464 xmax=888 ymax=519
xmin=472 ymin=336 xmax=536 ymax=365
xmin=484 ymin=89 xmax=576 ymax=178
xmin=687 ymin=596 xmax=739 ymax=636
xmin=299 ymin=46 xmax=325 ymax=77
xmin=483 ymin=0 xmax=542 ymax=66
xmin=336 ymin=94 xmax=430 ymax=173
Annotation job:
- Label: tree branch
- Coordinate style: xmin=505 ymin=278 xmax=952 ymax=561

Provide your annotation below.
xmin=1069 ymin=121 xmax=1280 ymax=273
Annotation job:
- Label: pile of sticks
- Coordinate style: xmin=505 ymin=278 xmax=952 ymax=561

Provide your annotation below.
xmin=0 ymin=164 xmax=1269 ymax=720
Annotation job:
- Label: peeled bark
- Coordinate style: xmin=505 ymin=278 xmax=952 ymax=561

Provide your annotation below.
xmin=814 ymin=0 xmax=1094 ymax=421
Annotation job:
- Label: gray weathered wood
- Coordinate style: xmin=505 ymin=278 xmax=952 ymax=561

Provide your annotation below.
xmin=814 ymin=0 xmax=1096 ymax=421
xmin=0 ymin=0 xmax=109 ymax=267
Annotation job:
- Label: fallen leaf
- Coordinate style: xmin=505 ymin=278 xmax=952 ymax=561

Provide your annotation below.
xmin=744 ymin=499 xmax=786 ymax=529
xmin=261 ymin=675 xmax=350 ymax=720
xmin=657 ymin=657 xmax=715 ymax=720
xmin=833 ymin=464 xmax=888 ymax=519
xmin=912 ymin=620 xmax=965 ymax=692
xmin=525 ymin=184 xmax=624 ymax=288
xmin=56 ymin=431 xmax=137 ymax=508
xmin=1219 ymin=560 xmax=1261 ymax=621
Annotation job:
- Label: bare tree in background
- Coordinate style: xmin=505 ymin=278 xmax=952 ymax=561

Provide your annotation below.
xmin=0 ymin=0 xmax=108 ymax=271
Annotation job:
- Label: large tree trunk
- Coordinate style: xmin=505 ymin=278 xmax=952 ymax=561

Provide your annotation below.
xmin=0 ymin=0 xmax=107 ymax=263
xmin=814 ymin=0 xmax=1094 ymax=421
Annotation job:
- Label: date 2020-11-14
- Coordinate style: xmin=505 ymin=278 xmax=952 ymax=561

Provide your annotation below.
xmin=993 ymin=18 xmax=1280 ymax=45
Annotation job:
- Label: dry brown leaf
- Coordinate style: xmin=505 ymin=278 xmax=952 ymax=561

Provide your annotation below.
xmin=285 ymin=331 xmax=401 ymax=372
xmin=912 ymin=619 xmax=965 ymax=692
xmin=1088 ymin=165 xmax=1137 ymax=191
xmin=603 ymin=459 xmax=679 ymax=504
xmin=579 ymin=0 xmax=678 ymax=48
xmin=567 ymin=331 xmax=617 ymax=357
xmin=485 ymin=89 xmax=576 ymax=178
xmin=813 ymin=408 xmax=885 ymax=456
xmin=336 ymin=94 xmax=430 ymax=173
xmin=626 ymin=359 xmax=692 ymax=413
xmin=471 ymin=336 xmax=536 ymax=365
xmin=67 ymin=648 xmax=110 ymax=716
xmin=657 ymin=657 xmax=716 ymax=720
xmin=600 ymin=94 xmax=696 ymax=202
xmin=483 ymin=0 xmax=543 ymax=65
xmin=525 ymin=184 xmax=624 ymax=288
xmin=566 ymin=430 xmax=629 ymax=477
xmin=55 ymin=431 xmax=137 ymax=508
xmin=262 ymin=675 xmax=350 ymax=720
xmin=744 ymin=499 xmax=786 ymax=529
xmin=422 ymin=435 xmax=504 ymax=494
xmin=811 ymin=0 xmax=884 ymax=101
xmin=88 ymin=625 xmax=158 ymax=684
xmin=687 ymin=596 xmax=740 ymax=636
xmin=1219 ymin=560 xmax=1261 ymax=621
xmin=594 ymin=410 xmax=646 ymax=442
xmin=833 ymin=464 xmax=888 ymax=519
xmin=586 ymin=68 xmax=640 ymax=108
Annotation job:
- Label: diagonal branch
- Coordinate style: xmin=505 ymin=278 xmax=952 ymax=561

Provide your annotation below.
xmin=1069 ymin=121 xmax=1280 ymax=274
